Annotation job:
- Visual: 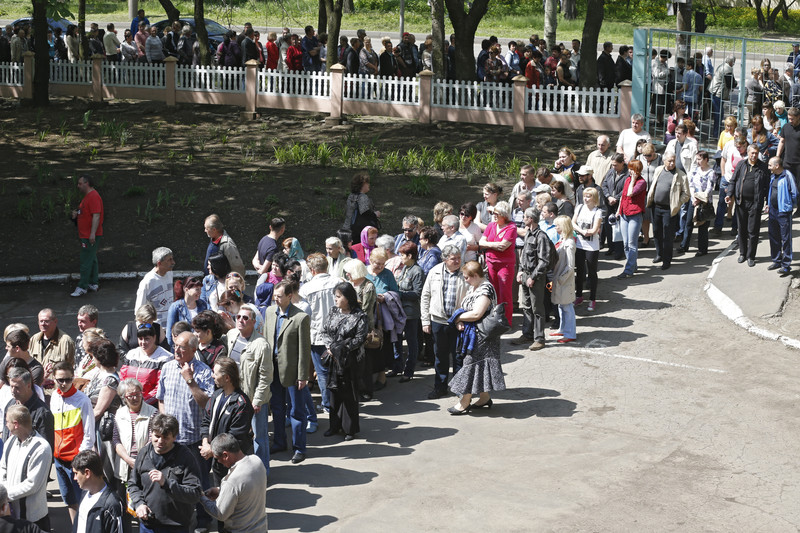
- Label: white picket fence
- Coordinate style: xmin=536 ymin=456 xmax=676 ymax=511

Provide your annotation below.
xmin=50 ymin=61 xmax=93 ymax=84
xmin=257 ymin=69 xmax=330 ymax=98
xmin=177 ymin=64 xmax=244 ymax=93
xmin=527 ymin=86 xmax=620 ymax=116
xmin=102 ymin=62 xmax=166 ymax=88
xmin=0 ymin=62 xmax=23 ymax=86
xmin=431 ymin=79 xmax=514 ymax=111
xmin=342 ymin=73 xmax=419 ymax=104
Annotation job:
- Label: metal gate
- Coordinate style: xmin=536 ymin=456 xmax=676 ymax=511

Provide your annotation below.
xmin=632 ymin=28 xmax=797 ymax=151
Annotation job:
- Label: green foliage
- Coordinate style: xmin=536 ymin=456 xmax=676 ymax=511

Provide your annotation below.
xmin=319 ymin=199 xmax=345 ymax=220
xmin=405 ymin=174 xmax=432 ymax=197
xmin=123 ymin=185 xmax=146 ymax=197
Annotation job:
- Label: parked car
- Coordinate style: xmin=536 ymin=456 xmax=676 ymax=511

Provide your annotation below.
xmin=152 ymin=18 xmax=227 ymax=60
xmin=10 ymin=17 xmax=75 ymax=35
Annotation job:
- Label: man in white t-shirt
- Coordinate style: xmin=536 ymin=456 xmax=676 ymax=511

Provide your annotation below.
xmin=457 ymin=202 xmax=483 ymax=263
xmin=135 ymin=247 xmax=175 ymax=325
xmin=616 ymin=114 xmax=651 ymax=162
xmin=72 ymin=450 xmax=124 ymax=533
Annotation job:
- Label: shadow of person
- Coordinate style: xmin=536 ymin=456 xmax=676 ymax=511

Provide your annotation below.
xmin=479 ymin=397 xmax=578 ymax=419
xmin=267 ymin=487 xmax=321 ymax=511
xmin=268 ymin=511 xmax=338 ymax=532
xmin=275 ymin=463 xmax=377 ymax=488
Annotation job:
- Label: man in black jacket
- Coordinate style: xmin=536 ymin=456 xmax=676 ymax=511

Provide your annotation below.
xmin=345 ymin=37 xmax=361 ymax=75
xmin=128 ymin=414 xmax=203 ymax=532
xmin=726 ymin=144 xmax=770 ymax=266
xmin=597 ymin=41 xmax=616 ymax=113
xmin=512 ymin=208 xmax=555 ymax=351
xmin=615 ymin=45 xmax=632 ymax=86
xmin=601 ymin=154 xmax=630 ymax=260
xmin=7 ymin=367 xmax=53 ymax=451
xmin=241 ymin=27 xmax=259 ymax=66
xmin=71 ymin=450 xmax=123 ymax=533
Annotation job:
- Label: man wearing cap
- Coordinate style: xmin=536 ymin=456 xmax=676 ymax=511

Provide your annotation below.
xmin=585 ymin=135 xmax=613 ymax=186
xmin=575 ymin=165 xmax=607 ymax=216
xmin=70 ymin=175 xmax=104 ymax=298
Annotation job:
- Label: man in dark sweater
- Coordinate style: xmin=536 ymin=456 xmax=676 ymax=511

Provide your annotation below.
xmin=726 ymin=144 xmax=770 ymax=266
xmin=128 ymin=414 xmax=202 ymax=532
xmin=7 ymin=367 xmax=53 ymax=451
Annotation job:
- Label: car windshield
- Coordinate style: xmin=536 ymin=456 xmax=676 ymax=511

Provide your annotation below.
xmin=202 ymin=20 xmax=228 ymax=35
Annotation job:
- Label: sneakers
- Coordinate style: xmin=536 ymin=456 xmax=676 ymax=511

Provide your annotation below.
xmin=529 ymin=341 xmax=545 ymax=351
xmin=574 ymin=297 xmax=584 ymax=305
xmin=70 ymin=287 xmax=87 ymax=297
xmin=587 ymin=300 xmax=596 ymax=312
xmin=88 ymin=284 xmax=99 ymax=292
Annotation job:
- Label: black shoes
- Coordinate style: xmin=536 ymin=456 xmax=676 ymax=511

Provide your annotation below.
xmin=447 ymin=405 xmax=471 ymax=415
xmin=291 ymin=451 xmax=306 ymax=464
xmin=269 ymin=445 xmax=287 ymax=454
xmin=323 ymin=428 xmax=339 ymax=437
xmin=427 ymin=389 xmax=447 ymax=400
xmin=695 ymin=251 xmax=707 ymax=257
xmin=471 ymin=399 xmax=493 ymax=410
xmin=661 ymin=264 xmax=671 ymax=270
xmin=768 ymin=263 xmax=781 ymax=271
xmin=737 ymin=255 xmax=746 ymax=263
xmin=399 ymin=376 xmax=413 ymax=383
xmin=748 ymin=259 xmax=755 ymax=267
xmin=344 ymin=435 xmax=355 ymax=441
xmin=652 ymin=256 xmax=662 ymax=264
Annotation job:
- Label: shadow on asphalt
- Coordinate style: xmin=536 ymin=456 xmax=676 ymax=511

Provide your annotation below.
xmin=570 ymin=329 xmax=645 ymax=347
xmin=361 ymin=418 xmax=458 ymax=447
xmin=266 ymin=487 xmax=322 ymax=511
xmin=268 ymin=511 xmax=338 ymax=532
xmin=274 ymin=463 xmax=377 ymax=488
xmin=483 ymin=387 xmax=578 ymax=419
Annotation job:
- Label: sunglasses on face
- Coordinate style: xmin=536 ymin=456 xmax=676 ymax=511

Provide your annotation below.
xmin=55 ymin=377 xmax=74 ymax=385
xmin=236 ymin=314 xmax=251 ymax=321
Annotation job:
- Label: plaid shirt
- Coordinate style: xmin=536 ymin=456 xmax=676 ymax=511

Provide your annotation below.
xmin=442 ymin=267 xmax=461 ymax=318
xmin=155 ymin=357 xmax=214 ymax=444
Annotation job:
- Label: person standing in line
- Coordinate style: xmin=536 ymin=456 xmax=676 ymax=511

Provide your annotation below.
xmin=726 ymin=145 xmax=770 ymax=267
xmin=135 ymin=248 xmax=175 ymax=326
xmin=550 ymin=216 xmax=577 ymax=343
xmin=766 ymin=157 xmax=798 ymax=274
xmin=71 ymin=450 xmax=124 ymax=533
xmin=70 ymin=175 xmax=104 ymax=298
xmin=777 ymin=106 xmax=800 ymax=217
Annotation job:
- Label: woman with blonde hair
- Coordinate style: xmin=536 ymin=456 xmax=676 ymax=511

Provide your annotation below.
xmin=476 ymin=182 xmax=503 ymax=230
xmin=550 ymin=216 xmax=576 ymax=343
xmin=572 ymin=188 xmax=603 ymax=312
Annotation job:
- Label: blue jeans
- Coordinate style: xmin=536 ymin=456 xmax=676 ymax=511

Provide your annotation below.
xmin=310 ymin=344 xmax=331 ymax=411
xmin=557 ymin=303 xmax=576 ymax=339
xmin=287 ymin=385 xmax=318 ymax=424
xmin=677 ymin=201 xmax=690 ymax=239
xmin=620 ymin=213 xmax=643 ymax=275
xmin=431 ymin=321 xmax=459 ymax=393
xmin=270 ymin=377 xmax=307 ymax=453
xmin=55 ymin=457 xmax=84 ymax=505
xmin=711 ymin=94 xmax=722 ymax=138
xmin=394 ymin=318 xmax=420 ymax=377
xmin=769 ymin=208 xmax=793 ymax=268
xmin=251 ymin=406 xmax=270 ymax=474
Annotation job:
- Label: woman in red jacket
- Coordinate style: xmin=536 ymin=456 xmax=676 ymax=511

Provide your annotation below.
xmin=286 ymin=34 xmax=303 ymax=72
xmin=615 ymin=159 xmax=647 ymax=279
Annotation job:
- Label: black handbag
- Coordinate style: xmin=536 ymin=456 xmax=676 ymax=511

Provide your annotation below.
xmin=98 ymin=411 xmax=115 ymax=441
xmin=476 ymin=302 xmax=511 ymax=341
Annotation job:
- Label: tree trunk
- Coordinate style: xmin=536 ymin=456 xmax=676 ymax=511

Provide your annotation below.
xmin=343 ymin=0 xmax=355 ymax=14
xmin=767 ymin=0 xmax=783 ymax=29
xmin=32 ymin=0 xmax=49 ymax=105
xmin=324 ymin=0 xmax=344 ymax=69
xmin=430 ymin=0 xmax=446 ymax=78
xmin=156 ymin=0 xmax=181 ymax=23
xmin=753 ymin=0 xmax=767 ymax=29
xmin=562 ymin=0 xmax=578 ymax=20
xmin=579 ymin=0 xmax=603 ymax=88
xmin=194 ymin=0 xmax=210 ymax=65
xmin=544 ymin=0 xmax=558 ymax=50
xmin=676 ymin=0 xmax=692 ymax=63
xmin=444 ymin=0 xmax=490 ymax=81
xmin=79 ymin=0 xmax=89 ymax=59
xmin=318 ymin=0 xmax=327 ymax=37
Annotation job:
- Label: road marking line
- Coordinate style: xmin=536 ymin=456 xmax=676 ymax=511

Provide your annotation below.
xmin=561 ymin=346 xmax=727 ymax=373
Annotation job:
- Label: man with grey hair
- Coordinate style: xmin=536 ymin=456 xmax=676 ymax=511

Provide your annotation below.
xmin=513 ymin=208 xmax=554 ymax=351
xmin=421 ymin=244 xmax=469 ymax=399
xmin=200 ymin=433 xmax=267 ymax=532
xmin=325 ymin=236 xmax=351 ymax=278
xmin=0 ymin=405 xmax=52 ymax=532
xmin=0 ymin=482 xmax=47 ymax=532
xmin=437 ymin=215 xmax=467 ymax=263
xmin=710 ymin=54 xmax=737 ymax=138
xmin=616 ymin=114 xmax=651 ymax=162
xmin=585 ymin=135 xmax=613 ymax=186
xmin=5 ymin=368 xmax=53 ymax=450
xmin=393 ymin=214 xmax=420 ymax=253
xmin=135 ymin=247 xmax=175 ymax=325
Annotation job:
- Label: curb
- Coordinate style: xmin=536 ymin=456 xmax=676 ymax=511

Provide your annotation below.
xmin=703 ymin=242 xmax=800 ymax=351
xmin=0 ymin=270 xmax=261 ymax=286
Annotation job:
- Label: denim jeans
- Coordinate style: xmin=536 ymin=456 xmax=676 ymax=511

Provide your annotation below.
xmin=557 ymin=303 xmax=576 ymax=339
xmin=310 ymin=344 xmax=331 ymax=411
xmin=251 ymin=406 xmax=270 ymax=474
xmin=677 ymin=201 xmax=690 ymax=239
xmin=769 ymin=208 xmax=793 ymax=268
xmin=681 ymin=202 xmax=709 ymax=253
xmin=286 ymin=385 xmax=318 ymax=424
xmin=396 ymin=318 xmax=420 ymax=377
xmin=711 ymin=94 xmax=722 ymax=138
xmin=270 ymin=377 xmax=307 ymax=453
xmin=620 ymin=213 xmax=643 ymax=275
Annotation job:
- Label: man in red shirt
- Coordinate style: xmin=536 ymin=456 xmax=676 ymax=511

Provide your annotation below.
xmin=70 ymin=175 xmax=104 ymax=297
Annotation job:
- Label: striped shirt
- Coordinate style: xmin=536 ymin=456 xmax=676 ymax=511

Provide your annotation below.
xmin=155 ymin=357 xmax=214 ymax=444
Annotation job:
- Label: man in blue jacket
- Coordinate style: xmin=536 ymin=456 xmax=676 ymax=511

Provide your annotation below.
xmin=767 ymin=157 xmax=798 ymax=275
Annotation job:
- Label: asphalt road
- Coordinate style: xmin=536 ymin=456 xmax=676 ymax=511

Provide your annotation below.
xmin=1 ymin=230 xmax=798 ymax=532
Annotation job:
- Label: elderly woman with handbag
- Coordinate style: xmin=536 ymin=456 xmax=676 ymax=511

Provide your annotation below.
xmin=446 ymin=261 xmax=507 ymax=415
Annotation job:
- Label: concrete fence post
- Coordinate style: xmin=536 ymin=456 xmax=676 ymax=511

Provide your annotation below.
xmin=418 ymin=70 xmax=433 ymax=125
xmin=22 ymin=51 xmax=34 ymax=100
xmin=327 ymin=63 xmax=345 ymax=125
xmin=164 ymin=56 xmax=177 ymax=107
xmin=242 ymin=59 xmax=259 ymax=120
xmin=91 ymin=54 xmax=104 ymax=102
xmin=618 ymin=81 xmax=632 ymax=130
xmin=512 ymin=75 xmax=528 ymax=133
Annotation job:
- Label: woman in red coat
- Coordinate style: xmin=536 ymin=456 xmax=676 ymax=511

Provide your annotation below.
xmin=286 ymin=34 xmax=303 ymax=72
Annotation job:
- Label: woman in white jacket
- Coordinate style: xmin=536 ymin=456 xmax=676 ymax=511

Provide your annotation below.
xmin=550 ymin=215 xmax=577 ymax=343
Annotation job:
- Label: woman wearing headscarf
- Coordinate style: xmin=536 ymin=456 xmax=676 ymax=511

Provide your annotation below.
xmin=352 ymin=226 xmax=379 ymax=265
